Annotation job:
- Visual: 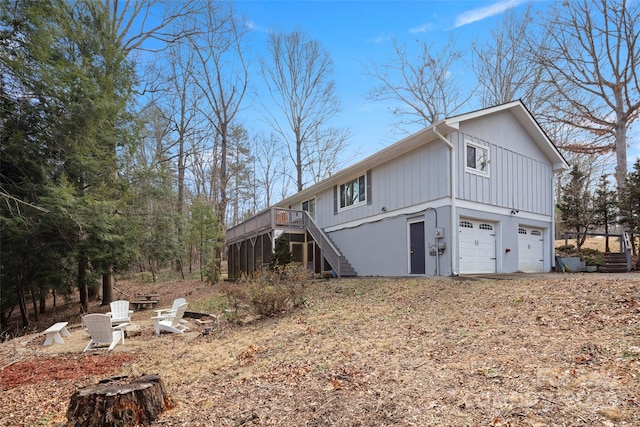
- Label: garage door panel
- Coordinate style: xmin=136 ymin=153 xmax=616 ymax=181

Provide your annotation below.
xmin=459 ymin=219 xmax=496 ymax=274
xmin=518 ymin=227 xmax=544 ymax=273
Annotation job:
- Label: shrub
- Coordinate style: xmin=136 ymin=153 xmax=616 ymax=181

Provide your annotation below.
xmin=234 ymin=264 xmax=312 ymax=317
xmin=218 ymin=282 xmax=250 ymax=323
xmin=270 ymin=236 xmax=293 ymax=268
xmin=555 ymin=244 xmax=604 ymax=266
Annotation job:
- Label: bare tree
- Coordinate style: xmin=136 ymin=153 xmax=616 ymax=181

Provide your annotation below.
xmin=535 ymin=0 xmax=640 ymax=191
xmin=260 ymin=30 xmax=347 ymax=192
xmin=252 ymin=132 xmax=285 ymax=209
xmin=159 ymin=44 xmax=204 ymax=221
xmin=304 ymin=127 xmax=350 ymax=185
xmin=187 ymin=3 xmax=249 ymax=281
xmin=367 ymin=36 xmax=470 ymax=128
xmin=106 ymin=0 xmax=199 ymax=54
xmin=227 ymin=125 xmax=253 ymax=226
xmin=471 ymin=4 xmax=551 ymax=111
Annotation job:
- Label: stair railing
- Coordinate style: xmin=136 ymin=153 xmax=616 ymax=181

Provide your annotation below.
xmin=302 ymin=211 xmax=342 ymax=277
xmin=623 ymin=232 xmax=632 ymax=272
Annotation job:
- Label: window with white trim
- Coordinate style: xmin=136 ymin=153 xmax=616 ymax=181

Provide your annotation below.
xmin=339 ymin=174 xmax=366 ymax=210
xmin=466 ymin=141 xmax=489 ymax=175
xmin=302 ymin=198 xmax=316 ymax=221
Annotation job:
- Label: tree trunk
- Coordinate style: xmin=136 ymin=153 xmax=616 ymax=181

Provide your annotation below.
xmin=30 ymin=284 xmax=39 ymax=322
xmin=102 ymin=266 xmax=113 ymax=306
xmin=613 ymin=104 xmax=628 ymax=193
xmin=66 ymin=374 xmax=174 ymax=427
xmin=17 ymin=282 xmax=29 ymax=328
xmin=39 ymin=284 xmax=47 ymax=314
xmin=78 ymin=253 xmax=89 ymax=313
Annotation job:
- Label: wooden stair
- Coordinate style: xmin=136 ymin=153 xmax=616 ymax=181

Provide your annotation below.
xmin=598 ymin=252 xmax=629 ymax=273
xmin=337 ymin=256 xmax=357 ymax=277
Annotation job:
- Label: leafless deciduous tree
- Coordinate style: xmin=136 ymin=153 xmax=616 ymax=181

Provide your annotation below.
xmin=260 ymin=30 xmax=347 ymax=192
xmin=252 ymin=132 xmax=285 ymax=210
xmin=157 ymin=43 xmax=205 ymax=218
xmin=227 ymin=125 xmax=253 ymax=226
xmin=535 ymin=0 xmax=640 ymax=191
xmin=187 ymin=3 xmax=249 ymax=281
xmin=106 ymin=0 xmax=199 ymax=53
xmin=303 ymin=127 xmax=350 ymax=185
xmin=367 ymin=36 xmax=470 ymax=128
xmin=471 ymin=4 xmax=550 ymax=111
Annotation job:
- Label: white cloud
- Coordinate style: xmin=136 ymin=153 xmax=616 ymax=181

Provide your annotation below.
xmin=244 ymin=19 xmax=267 ymax=33
xmin=453 ymin=0 xmax=526 ymax=28
xmin=409 ymin=23 xmax=436 ymax=34
xmin=371 ymin=33 xmax=392 ymax=44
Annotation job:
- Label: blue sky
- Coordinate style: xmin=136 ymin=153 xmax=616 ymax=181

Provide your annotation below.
xmin=232 ymin=0 xmax=534 ymax=163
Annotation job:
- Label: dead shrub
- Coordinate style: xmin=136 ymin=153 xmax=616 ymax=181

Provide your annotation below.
xmin=218 ymin=282 xmax=251 ymax=323
xmin=234 ymin=264 xmax=311 ymax=317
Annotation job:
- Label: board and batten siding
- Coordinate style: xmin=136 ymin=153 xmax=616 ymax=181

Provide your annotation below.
xmin=452 ymin=131 xmax=554 ymax=217
xmin=314 ymin=141 xmax=449 ymax=229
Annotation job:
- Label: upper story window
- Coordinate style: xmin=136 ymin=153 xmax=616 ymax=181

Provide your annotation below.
xmin=466 ymin=141 xmax=489 ymax=175
xmin=339 ymin=174 xmax=366 ymax=210
xmin=302 ymin=198 xmax=316 ymax=221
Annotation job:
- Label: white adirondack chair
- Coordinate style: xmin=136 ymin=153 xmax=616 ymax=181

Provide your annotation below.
xmin=154 ymin=297 xmax=186 ymax=318
xmin=83 ymin=313 xmax=127 ymax=352
xmin=106 ymin=300 xmax=133 ymax=325
xmin=152 ymin=302 xmax=189 ymax=335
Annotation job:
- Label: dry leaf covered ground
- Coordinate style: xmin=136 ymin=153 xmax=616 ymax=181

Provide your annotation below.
xmin=1 ymin=273 xmax=639 ymax=426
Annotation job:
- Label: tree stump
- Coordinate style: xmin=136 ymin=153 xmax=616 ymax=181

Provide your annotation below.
xmin=66 ymin=374 xmax=175 ymax=427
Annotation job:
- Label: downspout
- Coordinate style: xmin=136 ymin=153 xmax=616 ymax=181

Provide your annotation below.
xmin=548 ymin=170 xmax=557 ymax=271
xmin=432 ymin=124 xmax=458 ymax=276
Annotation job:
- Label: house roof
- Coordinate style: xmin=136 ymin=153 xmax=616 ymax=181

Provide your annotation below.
xmin=444 ymin=100 xmax=570 ymax=172
xmin=276 ymin=100 xmax=569 ymax=208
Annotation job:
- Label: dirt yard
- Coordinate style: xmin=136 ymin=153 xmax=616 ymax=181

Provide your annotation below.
xmin=1 ymin=273 xmax=639 ymax=426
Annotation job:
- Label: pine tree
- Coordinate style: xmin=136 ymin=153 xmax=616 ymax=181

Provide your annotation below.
xmin=270 ymin=236 xmax=293 ymax=269
xmin=557 ymin=165 xmax=594 ymax=250
xmin=592 ymin=175 xmax=618 ymax=252
xmin=618 ymin=159 xmax=640 ymax=257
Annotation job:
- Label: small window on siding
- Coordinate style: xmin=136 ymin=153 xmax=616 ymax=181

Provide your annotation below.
xmin=338 ymin=174 xmax=366 ymax=210
xmin=466 ymin=141 xmax=489 ymax=175
xmin=302 ymin=198 xmax=316 ymax=221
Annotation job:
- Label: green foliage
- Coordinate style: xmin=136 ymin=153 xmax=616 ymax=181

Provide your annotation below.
xmin=270 ymin=236 xmax=293 ymax=268
xmin=557 ymin=165 xmax=594 ymax=250
xmin=0 ymin=0 xmax=140 ymax=322
xmin=618 ymin=159 xmax=640 ymax=235
xmin=188 ymin=196 xmax=222 ymax=283
xmin=555 ymin=245 xmax=604 ymax=267
xmin=593 ymin=175 xmax=618 ymax=226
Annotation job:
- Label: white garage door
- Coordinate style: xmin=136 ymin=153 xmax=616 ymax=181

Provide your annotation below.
xmin=518 ymin=227 xmax=544 ymax=273
xmin=459 ymin=219 xmax=496 ymax=274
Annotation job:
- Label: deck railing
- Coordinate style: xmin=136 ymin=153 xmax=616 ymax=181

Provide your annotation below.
xmin=623 ymin=232 xmax=632 ymax=272
xmin=226 ymin=208 xmax=345 ymax=276
xmin=226 ymin=208 xmax=305 ymax=243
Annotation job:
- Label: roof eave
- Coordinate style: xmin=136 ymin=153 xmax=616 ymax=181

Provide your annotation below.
xmin=277 ymin=122 xmax=458 ymax=207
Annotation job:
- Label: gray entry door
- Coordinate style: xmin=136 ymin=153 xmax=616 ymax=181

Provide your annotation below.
xmin=409 ymin=221 xmax=426 ymax=274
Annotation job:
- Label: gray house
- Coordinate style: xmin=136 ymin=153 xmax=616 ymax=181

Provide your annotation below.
xmin=226 ymin=101 xmax=569 ymax=278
